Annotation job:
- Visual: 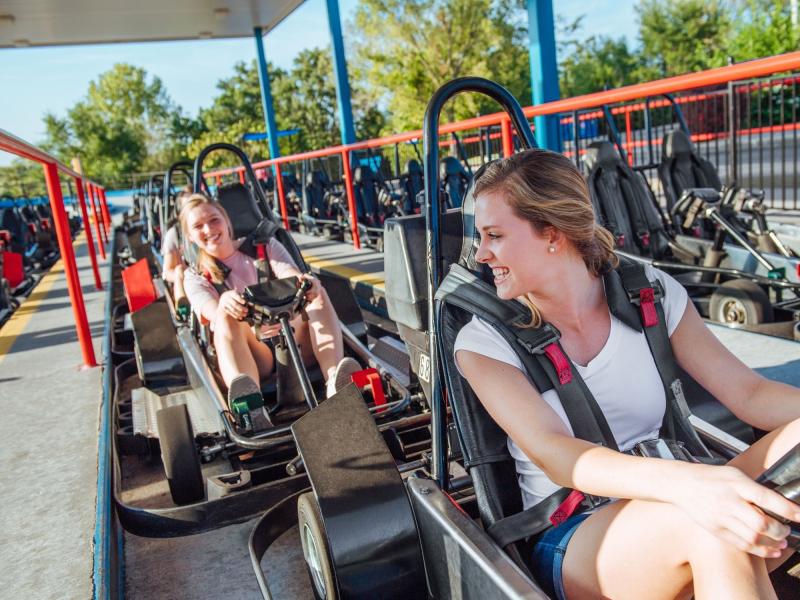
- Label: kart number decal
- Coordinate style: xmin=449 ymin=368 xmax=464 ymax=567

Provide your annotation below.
xmin=418 ymin=353 xmax=431 ymax=383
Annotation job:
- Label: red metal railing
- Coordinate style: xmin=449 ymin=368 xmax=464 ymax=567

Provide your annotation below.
xmin=201 ymin=52 xmax=800 ymax=249
xmin=0 ymin=128 xmax=107 ymax=368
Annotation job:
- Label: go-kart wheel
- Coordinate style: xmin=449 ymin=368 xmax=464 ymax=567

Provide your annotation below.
xmin=297 ymin=492 xmax=337 ymax=600
xmin=156 ymin=404 xmax=204 ymax=505
xmin=709 ymin=279 xmax=773 ymax=326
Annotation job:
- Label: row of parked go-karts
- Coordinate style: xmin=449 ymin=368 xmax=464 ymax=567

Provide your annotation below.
xmin=0 ymin=196 xmax=82 ymax=326
xmin=110 ymin=82 xmax=800 ymax=599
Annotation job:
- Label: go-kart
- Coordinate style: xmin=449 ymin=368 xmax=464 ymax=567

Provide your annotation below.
xmin=107 ymin=142 xmax=431 ymax=537
xmin=248 ymin=77 xmax=800 ymax=599
xmin=584 ymin=108 xmax=800 ymax=340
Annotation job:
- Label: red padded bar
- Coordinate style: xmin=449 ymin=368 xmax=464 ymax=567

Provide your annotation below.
xmin=122 ymin=258 xmax=158 ymax=313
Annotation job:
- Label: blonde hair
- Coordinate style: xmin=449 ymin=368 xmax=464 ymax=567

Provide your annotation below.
xmin=473 ymin=148 xmax=618 ymax=328
xmin=179 ymin=193 xmax=234 ymax=285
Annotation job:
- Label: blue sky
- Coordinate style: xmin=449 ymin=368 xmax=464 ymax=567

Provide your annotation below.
xmin=0 ymin=0 xmax=638 ymax=166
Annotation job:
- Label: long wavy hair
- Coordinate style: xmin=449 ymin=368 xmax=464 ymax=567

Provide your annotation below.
xmin=179 ymin=193 xmax=234 ymax=285
xmin=473 ymin=148 xmax=618 ymax=327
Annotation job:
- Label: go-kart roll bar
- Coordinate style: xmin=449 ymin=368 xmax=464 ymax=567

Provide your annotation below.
xmin=192 ymin=142 xmax=280 ymax=226
xmin=423 ymin=77 xmax=537 ymax=489
xmin=161 ymin=159 xmax=193 ymax=233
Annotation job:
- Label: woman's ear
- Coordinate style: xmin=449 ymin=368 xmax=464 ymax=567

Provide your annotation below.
xmin=542 ymin=226 xmax=564 ymax=247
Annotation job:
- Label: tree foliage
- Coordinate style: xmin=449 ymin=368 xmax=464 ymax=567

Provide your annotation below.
xmin=559 ymin=34 xmax=643 ymax=97
xmin=43 ymin=64 xmax=187 ymax=187
xmin=636 ymin=0 xmax=732 ymax=77
xmin=729 ymin=0 xmax=800 ymax=61
xmin=0 ymin=160 xmax=48 ymax=198
xmin=187 ymin=48 xmax=385 ymax=168
xmin=352 ymin=0 xmax=530 ymax=131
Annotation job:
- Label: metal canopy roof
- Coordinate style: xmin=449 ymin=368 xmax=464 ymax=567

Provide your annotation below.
xmin=0 ymin=0 xmax=306 ymax=48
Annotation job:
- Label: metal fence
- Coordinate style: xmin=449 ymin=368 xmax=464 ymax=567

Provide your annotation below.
xmin=559 ymin=74 xmax=800 ymax=211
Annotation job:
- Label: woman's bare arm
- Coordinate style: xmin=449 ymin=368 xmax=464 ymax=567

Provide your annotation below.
xmin=670 ymin=301 xmax=800 ymax=432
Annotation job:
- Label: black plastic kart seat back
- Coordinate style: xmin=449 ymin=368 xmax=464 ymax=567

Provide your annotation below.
xmin=659 ymin=129 xmax=722 ymax=210
xmin=440 ymin=156 xmax=470 ymax=209
xmin=584 ymin=141 xmax=671 ymax=259
xmin=353 ymin=166 xmax=380 ymax=219
xmin=400 ymin=159 xmax=424 ymax=213
xmin=292 ymin=384 xmax=426 ymax=599
xmin=216 ymin=182 xmax=264 ymax=240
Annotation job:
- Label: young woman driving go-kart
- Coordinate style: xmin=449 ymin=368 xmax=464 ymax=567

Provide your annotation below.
xmin=454 ymin=149 xmax=800 ymax=600
xmin=180 ymin=193 xmax=359 ymax=408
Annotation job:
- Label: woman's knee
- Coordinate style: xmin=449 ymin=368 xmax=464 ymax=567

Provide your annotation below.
xmin=214 ymin=313 xmax=246 ymax=341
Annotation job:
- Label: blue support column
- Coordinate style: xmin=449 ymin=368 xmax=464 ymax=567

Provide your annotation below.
xmin=526 ymin=0 xmax=561 ymax=151
xmin=254 ymin=27 xmax=281 ymax=164
xmin=324 ymin=0 xmax=357 ymax=145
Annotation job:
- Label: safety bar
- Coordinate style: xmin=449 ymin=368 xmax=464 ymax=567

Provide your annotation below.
xmin=0 ymin=127 xmax=109 ymax=368
xmin=199 ymin=52 xmax=800 ymax=250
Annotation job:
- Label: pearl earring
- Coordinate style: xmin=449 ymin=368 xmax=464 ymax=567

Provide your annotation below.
xmin=548 ymin=245 xmax=556 ymax=253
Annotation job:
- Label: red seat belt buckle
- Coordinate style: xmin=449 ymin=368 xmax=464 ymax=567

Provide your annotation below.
xmin=543 ymin=343 xmax=572 ymax=385
xmin=256 ymin=243 xmax=267 ymax=261
xmin=350 ymin=367 xmax=386 ymax=411
xmin=639 ymin=288 xmax=659 ymax=328
xmin=550 ymin=490 xmax=586 ymax=527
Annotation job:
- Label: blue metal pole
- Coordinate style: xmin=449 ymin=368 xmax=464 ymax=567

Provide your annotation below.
xmin=324 ymin=0 xmax=357 ymax=145
xmin=253 ymin=27 xmax=281 ymax=164
xmin=526 ymin=0 xmax=561 ymax=151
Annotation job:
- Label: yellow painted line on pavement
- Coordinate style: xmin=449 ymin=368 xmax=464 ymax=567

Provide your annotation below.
xmin=302 ymin=251 xmax=385 ymax=291
xmin=0 ymin=235 xmax=90 ymax=363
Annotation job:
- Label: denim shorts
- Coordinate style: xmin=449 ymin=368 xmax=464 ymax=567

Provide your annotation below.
xmin=530 ymin=513 xmax=590 ymax=600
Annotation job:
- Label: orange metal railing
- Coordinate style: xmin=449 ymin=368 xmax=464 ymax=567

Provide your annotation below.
xmin=0 ymin=128 xmax=109 ymax=368
xmin=201 ymin=51 xmax=800 ymax=249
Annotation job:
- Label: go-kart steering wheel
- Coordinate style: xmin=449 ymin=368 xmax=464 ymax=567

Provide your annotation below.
xmin=242 ymin=276 xmax=313 ymax=327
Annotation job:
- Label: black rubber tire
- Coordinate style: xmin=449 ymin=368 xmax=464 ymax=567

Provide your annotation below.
xmin=297 ymin=492 xmax=337 ymax=600
xmin=709 ymin=279 xmax=773 ymax=326
xmin=157 ymin=404 xmax=204 ymax=505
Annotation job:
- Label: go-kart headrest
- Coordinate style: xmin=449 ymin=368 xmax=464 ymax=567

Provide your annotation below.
xmin=441 ymin=156 xmax=467 ymax=178
xmin=404 ymin=159 xmax=422 ymax=176
xmin=663 ymin=129 xmax=693 ymax=158
xmin=353 ymin=166 xmax=375 ymax=185
xmin=216 ymin=182 xmax=264 ymax=240
xmin=306 ymin=170 xmax=329 ymax=188
xmin=583 ymin=141 xmax=622 ymax=172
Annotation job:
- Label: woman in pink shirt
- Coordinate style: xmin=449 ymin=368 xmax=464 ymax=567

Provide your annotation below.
xmin=180 ymin=194 xmax=358 ymax=403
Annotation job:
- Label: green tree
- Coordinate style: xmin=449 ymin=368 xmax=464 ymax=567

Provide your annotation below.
xmin=43 ymin=64 xmax=187 ymax=187
xmin=352 ymin=0 xmax=531 ymax=132
xmin=0 ymin=160 xmax=48 ymax=198
xmin=729 ymin=0 xmax=800 ymax=60
xmin=560 ymin=35 xmax=642 ymax=97
xmin=637 ymin=0 xmax=732 ymax=78
xmin=187 ymin=48 xmax=385 ymax=166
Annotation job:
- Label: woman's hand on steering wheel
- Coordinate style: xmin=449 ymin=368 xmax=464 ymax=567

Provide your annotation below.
xmin=299 ymin=273 xmax=321 ymax=302
xmin=217 ymin=289 xmax=247 ymax=321
xmin=672 ymin=463 xmax=799 ymax=558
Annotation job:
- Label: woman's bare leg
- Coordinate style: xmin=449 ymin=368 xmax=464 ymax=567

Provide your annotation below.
xmin=561 ymin=499 xmax=775 ymax=600
xmin=302 ymin=288 xmax=344 ymax=380
xmin=214 ymin=313 xmax=274 ymax=387
xmin=559 ymin=419 xmax=800 ymax=599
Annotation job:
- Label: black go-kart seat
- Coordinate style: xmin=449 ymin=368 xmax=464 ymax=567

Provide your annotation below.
xmin=658 ymin=129 xmax=722 ymax=211
xmin=216 ymin=182 xmax=264 ymax=241
xmin=0 ymin=207 xmax=32 ymax=254
xmin=400 ymin=159 xmax=424 ymax=214
xmin=303 ymin=170 xmax=330 ymax=217
xmin=353 ymin=166 xmax=381 ymax=222
xmin=584 ymin=141 xmax=671 ymax=260
xmin=440 ymin=156 xmax=470 ymax=209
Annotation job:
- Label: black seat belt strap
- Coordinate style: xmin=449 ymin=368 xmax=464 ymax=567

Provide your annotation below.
xmin=615 ymin=259 xmax=710 ymax=457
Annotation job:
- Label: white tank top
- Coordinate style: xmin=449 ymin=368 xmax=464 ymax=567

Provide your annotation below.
xmin=453 ymin=265 xmax=689 ymax=510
